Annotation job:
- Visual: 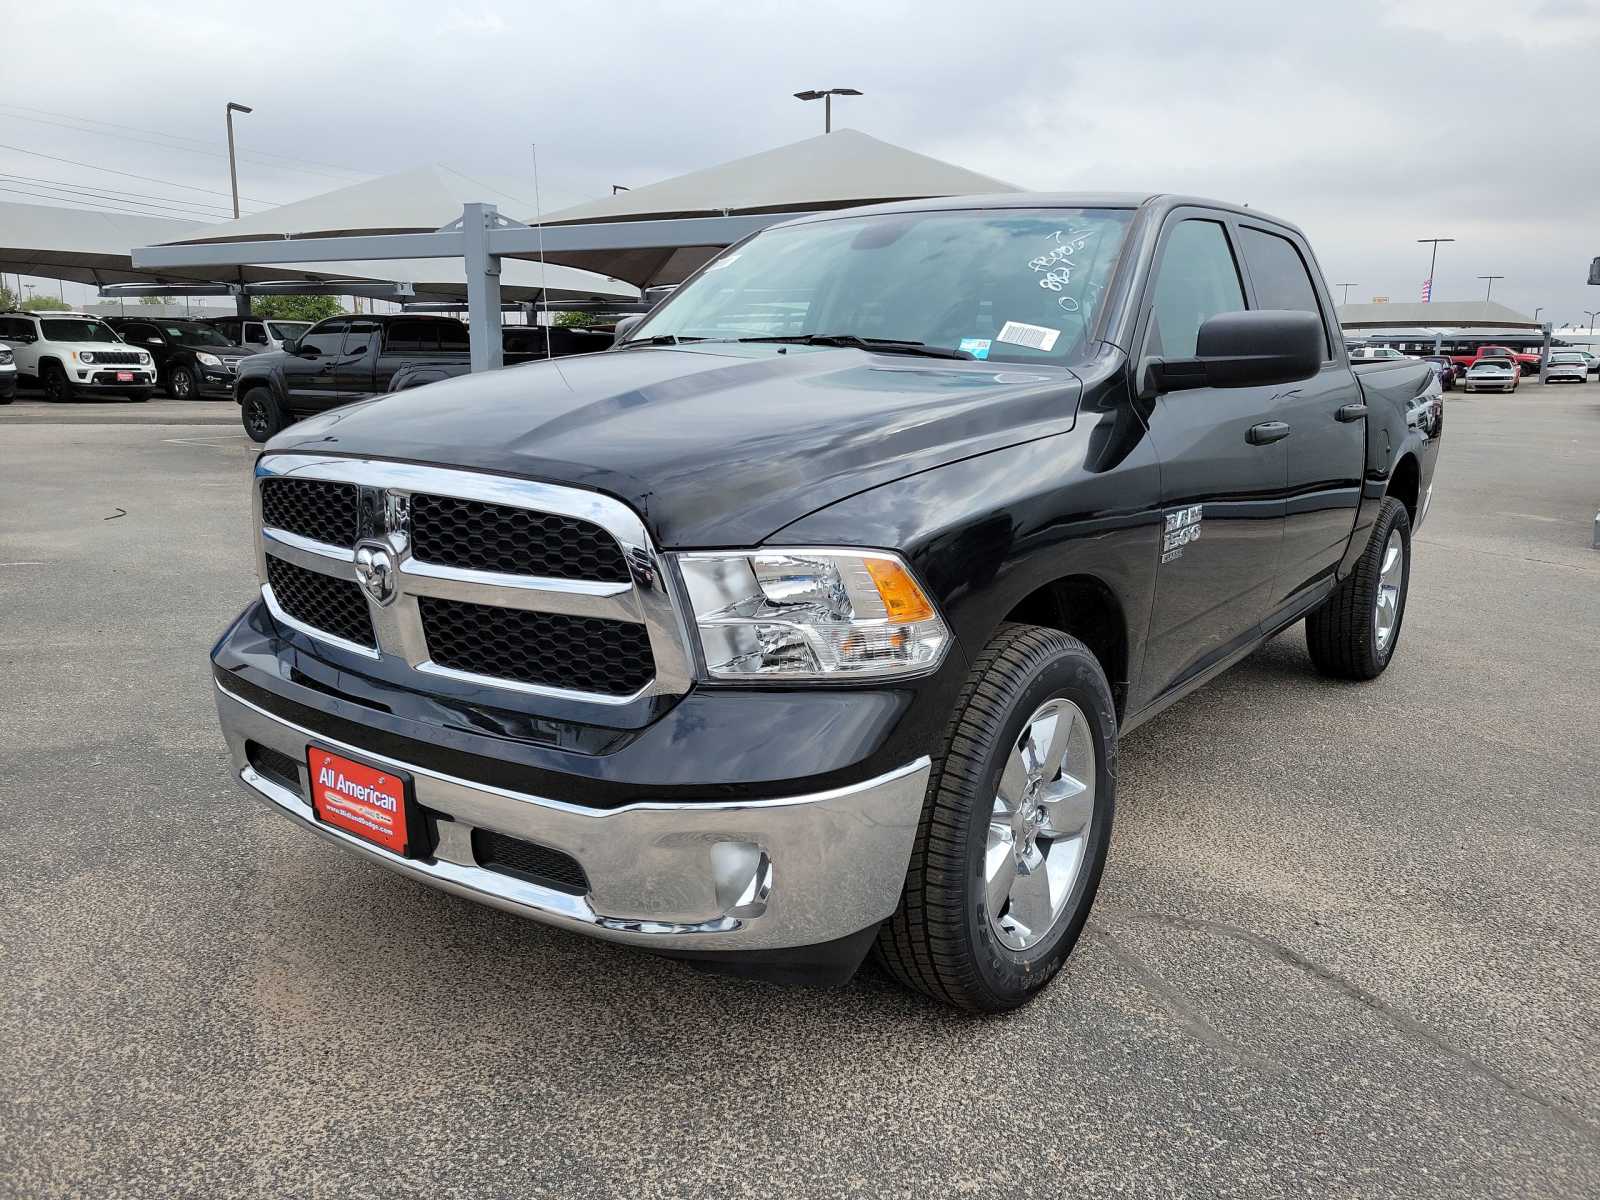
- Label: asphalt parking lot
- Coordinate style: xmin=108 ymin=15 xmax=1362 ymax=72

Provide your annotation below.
xmin=2 ymin=383 xmax=1597 ymax=1199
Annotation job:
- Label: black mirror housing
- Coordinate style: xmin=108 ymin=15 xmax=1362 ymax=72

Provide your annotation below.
xmin=1147 ymin=309 xmax=1323 ymax=393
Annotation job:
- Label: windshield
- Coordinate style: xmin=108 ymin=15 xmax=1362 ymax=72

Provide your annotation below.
xmin=41 ymin=318 xmax=119 ymax=343
xmin=1473 ymin=360 xmax=1511 ymax=370
xmin=1550 ymin=354 xmax=1583 ymax=363
xmin=161 ymin=321 xmax=235 ymax=348
xmin=267 ymin=321 xmax=311 ymax=340
xmin=628 ymin=207 xmax=1135 ymax=364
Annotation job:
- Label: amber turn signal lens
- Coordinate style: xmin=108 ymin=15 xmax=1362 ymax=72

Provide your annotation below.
xmin=864 ymin=558 xmax=935 ymax=623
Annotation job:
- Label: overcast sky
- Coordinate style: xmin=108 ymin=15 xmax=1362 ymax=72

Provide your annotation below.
xmin=6 ymin=0 xmax=1598 ymax=324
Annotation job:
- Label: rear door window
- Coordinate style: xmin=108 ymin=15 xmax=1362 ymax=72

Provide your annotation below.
xmin=298 ymin=321 xmax=348 ymax=356
xmin=437 ymin=322 xmax=469 ymax=352
xmin=340 ymin=320 xmax=381 ymax=358
xmin=1238 ymin=226 xmax=1331 ymax=358
xmin=383 ymin=319 xmax=438 ymax=353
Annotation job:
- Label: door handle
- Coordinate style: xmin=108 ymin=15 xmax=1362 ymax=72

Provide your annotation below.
xmin=1247 ymin=421 xmax=1291 ymax=445
xmin=1336 ymin=403 xmax=1368 ymax=422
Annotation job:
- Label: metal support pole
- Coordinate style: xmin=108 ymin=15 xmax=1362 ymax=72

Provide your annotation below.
xmin=235 ymin=271 xmax=251 ymax=319
xmin=461 ymin=202 xmax=503 ymax=374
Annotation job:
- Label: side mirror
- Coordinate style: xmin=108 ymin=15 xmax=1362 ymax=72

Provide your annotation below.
xmin=283 ymin=338 xmax=302 ymax=355
xmin=1145 ymin=310 xmax=1323 ymax=394
xmin=146 ymin=336 xmax=163 ymax=346
xmin=611 ymin=314 xmax=644 ymax=343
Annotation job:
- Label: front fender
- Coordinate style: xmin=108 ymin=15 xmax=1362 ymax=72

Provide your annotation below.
xmin=766 ymin=412 xmax=1163 ymax=687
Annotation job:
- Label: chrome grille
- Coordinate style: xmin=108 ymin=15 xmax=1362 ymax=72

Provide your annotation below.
xmin=265 ymin=556 xmax=376 ymax=649
xmin=410 ymin=492 xmax=629 ymax=581
xmin=254 ymin=455 xmax=691 ymax=704
xmin=418 ymin=596 xmax=654 ymax=695
xmin=261 ymin=478 xmax=359 ymax=548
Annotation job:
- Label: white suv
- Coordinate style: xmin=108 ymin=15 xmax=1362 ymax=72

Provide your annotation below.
xmin=0 ymin=311 xmax=157 ymax=401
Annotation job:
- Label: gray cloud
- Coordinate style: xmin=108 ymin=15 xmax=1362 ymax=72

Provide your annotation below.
xmin=5 ymin=0 xmax=1598 ymax=321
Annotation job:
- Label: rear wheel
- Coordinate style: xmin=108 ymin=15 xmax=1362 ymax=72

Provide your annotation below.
xmin=168 ymin=363 xmax=197 ymax=400
xmin=241 ymin=387 xmax=286 ymax=442
xmin=877 ymin=624 xmax=1116 ymax=1012
xmin=1306 ymin=496 xmax=1411 ymax=680
xmin=42 ymin=362 xmax=72 ymax=403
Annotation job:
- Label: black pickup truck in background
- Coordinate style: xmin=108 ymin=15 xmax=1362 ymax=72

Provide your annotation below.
xmin=213 ymin=192 xmax=1441 ymax=1011
xmin=234 ymin=314 xmax=615 ymax=440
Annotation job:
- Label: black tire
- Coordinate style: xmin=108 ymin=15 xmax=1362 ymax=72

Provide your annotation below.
xmin=1306 ymin=496 xmax=1412 ymax=680
xmin=42 ymin=361 xmax=73 ymax=403
xmin=241 ymin=387 xmax=286 ymax=442
xmin=168 ymin=363 xmax=198 ymax=400
xmin=876 ymin=624 xmax=1117 ymax=1013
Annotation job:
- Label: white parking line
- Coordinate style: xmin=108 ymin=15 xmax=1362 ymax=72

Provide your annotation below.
xmin=163 ymin=435 xmax=248 ymax=448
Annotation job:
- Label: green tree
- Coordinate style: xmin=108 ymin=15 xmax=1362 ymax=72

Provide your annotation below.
xmin=21 ymin=295 xmax=70 ymax=311
xmin=0 ymin=283 xmax=16 ymax=311
xmin=252 ymin=295 xmax=343 ymax=322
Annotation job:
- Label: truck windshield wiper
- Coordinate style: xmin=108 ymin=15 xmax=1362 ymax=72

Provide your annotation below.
xmin=736 ymin=334 xmax=972 ymax=360
xmin=617 ymin=334 xmax=708 ymax=348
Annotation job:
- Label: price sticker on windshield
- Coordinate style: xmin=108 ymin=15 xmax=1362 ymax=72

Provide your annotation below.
xmin=995 ymin=321 xmax=1061 ymax=352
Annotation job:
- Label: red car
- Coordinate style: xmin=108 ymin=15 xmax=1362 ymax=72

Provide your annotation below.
xmin=1450 ymin=343 xmax=1541 ymax=373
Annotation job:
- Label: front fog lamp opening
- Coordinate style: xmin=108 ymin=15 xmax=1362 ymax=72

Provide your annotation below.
xmin=677 ymin=549 xmax=949 ymax=680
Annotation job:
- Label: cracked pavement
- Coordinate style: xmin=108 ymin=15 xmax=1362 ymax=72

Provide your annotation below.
xmin=1 ymin=387 xmax=1597 ymax=1198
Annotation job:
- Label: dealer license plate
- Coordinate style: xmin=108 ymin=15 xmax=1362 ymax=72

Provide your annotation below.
xmin=115 ymin=371 xmax=134 ymax=382
xmin=306 ymin=746 xmax=414 ymax=857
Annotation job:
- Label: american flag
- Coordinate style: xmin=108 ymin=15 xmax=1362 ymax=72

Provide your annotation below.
xmin=1421 ymin=277 xmax=1433 ymax=302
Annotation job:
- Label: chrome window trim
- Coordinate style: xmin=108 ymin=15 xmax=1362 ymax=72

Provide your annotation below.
xmin=253 ymin=453 xmax=694 ymax=704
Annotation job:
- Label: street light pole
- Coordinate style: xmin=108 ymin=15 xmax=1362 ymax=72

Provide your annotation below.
xmin=1533 ymin=307 xmax=1543 ymax=323
xmin=793 ymin=87 xmax=862 ymax=133
xmin=225 ymin=101 xmax=252 ymax=220
xmin=1336 ymin=282 xmax=1357 ymax=306
xmin=1417 ymin=237 xmax=1454 ymax=302
xmin=1587 ymin=310 xmax=1600 ymax=335
xmin=1477 ymin=274 xmax=1504 ymax=302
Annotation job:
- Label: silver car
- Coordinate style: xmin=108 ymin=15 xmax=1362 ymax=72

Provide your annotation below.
xmin=1543 ymin=352 xmax=1589 ymax=384
xmin=1463 ymin=357 xmax=1520 ymax=393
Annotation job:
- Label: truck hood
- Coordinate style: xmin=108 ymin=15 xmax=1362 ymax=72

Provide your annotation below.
xmin=266 ymin=344 xmax=1083 ymax=546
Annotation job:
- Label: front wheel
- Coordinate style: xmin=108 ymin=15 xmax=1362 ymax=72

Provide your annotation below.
xmin=42 ymin=362 xmax=73 ymax=403
xmin=877 ymin=624 xmax=1117 ymax=1012
xmin=168 ymin=363 xmax=198 ymax=400
xmin=1306 ymin=496 xmax=1411 ymax=680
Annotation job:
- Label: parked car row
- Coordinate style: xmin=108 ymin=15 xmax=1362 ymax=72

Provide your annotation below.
xmin=1345 ymin=340 xmax=1599 ymax=392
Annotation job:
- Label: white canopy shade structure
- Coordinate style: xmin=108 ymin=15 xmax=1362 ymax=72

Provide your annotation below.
xmin=166 ymin=164 xmax=537 ymax=244
xmin=132 ymin=134 xmax=1019 ymax=372
xmin=531 ymin=129 xmax=1018 ymax=286
xmin=1336 ymin=300 xmax=1541 ymax=329
xmin=1 ymin=190 xmax=635 ymax=308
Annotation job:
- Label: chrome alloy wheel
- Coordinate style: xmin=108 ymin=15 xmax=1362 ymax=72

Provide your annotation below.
xmin=986 ymin=697 xmax=1096 ymax=952
xmin=1373 ymin=529 xmax=1405 ymax=651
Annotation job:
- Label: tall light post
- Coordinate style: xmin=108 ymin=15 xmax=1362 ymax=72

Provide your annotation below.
xmin=793 ymin=87 xmax=862 ymax=133
xmin=1478 ymin=274 xmax=1504 ymax=302
xmin=1533 ymin=307 xmax=1543 ymax=323
xmin=1336 ymin=282 xmax=1357 ymax=306
xmin=1587 ymin=310 xmax=1600 ymax=335
xmin=1417 ymin=237 xmax=1454 ymax=302
xmin=225 ymin=101 xmax=252 ymax=220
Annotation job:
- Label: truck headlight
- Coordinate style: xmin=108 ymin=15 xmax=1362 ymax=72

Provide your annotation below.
xmin=78 ymin=351 xmax=95 ymax=364
xmin=676 ymin=549 xmax=949 ymax=680
xmin=196 ymin=352 xmax=221 ymax=366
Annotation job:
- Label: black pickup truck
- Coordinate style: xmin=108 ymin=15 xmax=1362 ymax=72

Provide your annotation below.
xmin=211 ymin=193 xmax=1441 ymax=1011
xmin=234 ymin=314 xmax=470 ymax=441
xmin=235 ymin=315 xmax=616 ymax=439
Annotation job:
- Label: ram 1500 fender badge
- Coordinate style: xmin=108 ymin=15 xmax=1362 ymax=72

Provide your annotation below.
xmin=1161 ymin=504 xmax=1203 ymax=563
xmin=353 ymin=544 xmax=398 ymax=606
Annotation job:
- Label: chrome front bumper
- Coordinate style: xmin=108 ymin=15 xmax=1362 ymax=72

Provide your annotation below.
xmin=215 ymin=681 xmax=930 ymax=952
